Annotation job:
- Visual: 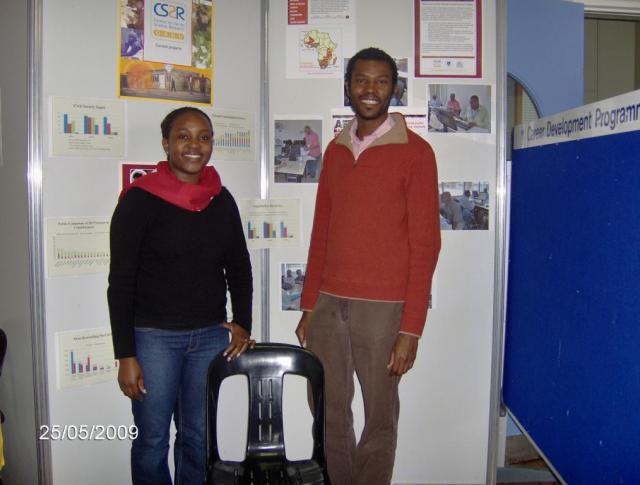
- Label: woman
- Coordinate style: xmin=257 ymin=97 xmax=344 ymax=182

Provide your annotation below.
xmin=108 ymin=107 xmax=253 ymax=485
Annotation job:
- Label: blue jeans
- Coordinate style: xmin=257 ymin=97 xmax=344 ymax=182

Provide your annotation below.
xmin=131 ymin=325 xmax=229 ymax=485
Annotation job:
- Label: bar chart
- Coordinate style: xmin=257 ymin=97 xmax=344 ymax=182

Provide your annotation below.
xmin=240 ymin=199 xmax=300 ymax=249
xmin=56 ymin=327 xmax=118 ymax=389
xmin=211 ymin=109 xmax=256 ymax=162
xmin=213 ymin=129 xmax=251 ymax=150
xmin=51 ymin=96 xmax=125 ymax=157
xmin=62 ymin=113 xmax=118 ymax=136
xmin=247 ymin=221 xmax=291 ymax=240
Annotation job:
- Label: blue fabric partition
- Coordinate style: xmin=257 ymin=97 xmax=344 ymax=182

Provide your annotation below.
xmin=505 ymin=115 xmax=640 ymax=482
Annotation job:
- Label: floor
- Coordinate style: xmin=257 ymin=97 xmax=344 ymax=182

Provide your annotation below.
xmin=496 ymin=435 xmax=558 ymax=485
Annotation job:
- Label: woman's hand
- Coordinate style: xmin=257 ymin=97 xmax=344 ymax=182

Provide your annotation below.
xmin=118 ymin=357 xmax=146 ymax=401
xmin=222 ymin=322 xmax=256 ymax=361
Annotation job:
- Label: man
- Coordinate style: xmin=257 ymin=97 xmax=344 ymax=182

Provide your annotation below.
xmin=303 ymin=125 xmax=322 ymax=179
xmin=283 ymin=269 xmax=296 ymax=289
xmin=296 ymin=47 xmax=440 ymax=485
xmin=428 ymin=94 xmax=442 ymax=109
xmin=446 ymin=93 xmax=461 ymax=116
xmin=459 ymin=189 xmax=475 ymax=212
xmin=461 ymin=95 xmax=490 ymax=130
xmin=440 ymin=191 xmax=464 ymax=230
xmin=389 ymin=78 xmax=406 ymax=106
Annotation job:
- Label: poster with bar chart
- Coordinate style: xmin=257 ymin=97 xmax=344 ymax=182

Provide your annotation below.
xmin=46 ymin=217 xmax=110 ymax=277
xmin=51 ymin=96 xmax=125 ymax=157
xmin=239 ymin=199 xmax=300 ymax=249
xmin=56 ymin=327 xmax=118 ymax=389
xmin=211 ymin=109 xmax=256 ymax=162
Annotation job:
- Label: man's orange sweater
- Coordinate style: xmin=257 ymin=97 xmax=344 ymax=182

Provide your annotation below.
xmin=300 ymin=114 xmax=441 ymax=336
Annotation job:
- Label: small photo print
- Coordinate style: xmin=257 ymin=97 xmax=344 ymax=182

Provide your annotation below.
xmin=427 ymin=84 xmax=492 ymax=133
xmin=274 ymin=118 xmax=323 ymax=184
xmin=343 ymin=57 xmax=409 ymax=107
xmin=120 ymin=162 xmax=157 ymax=192
xmin=281 ymin=263 xmax=306 ymax=311
xmin=439 ymin=182 xmax=489 ymax=231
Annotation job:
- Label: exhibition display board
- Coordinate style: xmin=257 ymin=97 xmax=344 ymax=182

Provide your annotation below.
xmin=267 ymin=1 xmax=500 ymax=483
xmin=39 ymin=1 xmax=262 ymax=483
xmin=506 ymin=90 xmax=640 ymax=484
xmin=23 ymin=0 xmax=502 ymax=483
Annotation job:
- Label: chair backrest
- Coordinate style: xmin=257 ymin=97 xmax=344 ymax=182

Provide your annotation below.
xmin=206 ymin=343 xmax=325 ymax=466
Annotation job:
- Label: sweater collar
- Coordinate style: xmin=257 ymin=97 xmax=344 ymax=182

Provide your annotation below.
xmin=336 ymin=112 xmax=409 ymax=155
xmin=119 ymin=161 xmax=222 ymax=212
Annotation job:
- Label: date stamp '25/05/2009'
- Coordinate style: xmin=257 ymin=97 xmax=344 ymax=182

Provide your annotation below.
xmin=38 ymin=424 xmax=138 ymax=441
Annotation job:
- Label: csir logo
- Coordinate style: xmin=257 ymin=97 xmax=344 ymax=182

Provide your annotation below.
xmin=153 ymin=3 xmax=186 ymax=20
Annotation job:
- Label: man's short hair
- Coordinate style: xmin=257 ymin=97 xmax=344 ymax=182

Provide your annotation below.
xmin=345 ymin=47 xmax=398 ymax=87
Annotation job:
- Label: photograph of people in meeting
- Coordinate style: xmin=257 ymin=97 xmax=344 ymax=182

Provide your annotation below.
xmin=439 ymin=181 xmax=489 ymax=230
xmin=281 ymin=263 xmax=306 ymax=311
xmin=273 ymin=119 xmax=323 ymax=183
xmin=427 ymin=84 xmax=492 ymax=133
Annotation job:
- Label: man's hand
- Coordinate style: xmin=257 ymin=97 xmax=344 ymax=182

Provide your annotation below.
xmin=222 ymin=322 xmax=255 ymax=361
xmin=387 ymin=334 xmax=419 ymax=376
xmin=118 ymin=357 xmax=146 ymax=401
xmin=295 ymin=311 xmax=312 ymax=347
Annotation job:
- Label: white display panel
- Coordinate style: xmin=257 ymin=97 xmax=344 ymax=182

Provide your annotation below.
xmin=40 ymin=1 xmax=263 ymax=483
xmin=268 ymin=0 xmax=498 ymax=483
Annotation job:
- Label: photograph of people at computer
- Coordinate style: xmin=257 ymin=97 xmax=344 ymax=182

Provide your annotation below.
xmin=274 ymin=118 xmax=323 ymax=183
xmin=428 ymin=84 xmax=492 ymax=133
xmin=281 ymin=263 xmax=306 ymax=311
xmin=439 ymin=181 xmax=490 ymax=230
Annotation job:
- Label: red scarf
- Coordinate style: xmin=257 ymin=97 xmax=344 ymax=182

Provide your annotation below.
xmin=120 ymin=161 xmax=222 ymax=211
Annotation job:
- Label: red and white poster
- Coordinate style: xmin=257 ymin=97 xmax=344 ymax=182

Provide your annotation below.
xmin=414 ymin=0 xmax=482 ymax=78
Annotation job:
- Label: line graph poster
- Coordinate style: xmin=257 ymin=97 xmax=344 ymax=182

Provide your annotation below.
xmin=50 ymin=96 xmax=125 ymax=157
xmin=56 ymin=327 xmax=118 ymax=389
xmin=46 ymin=217 xmax=110 ymax=277
xmin=211 ymin=109 xmax=256 ymax=162
xmin=239 ymin=199 xmax=300 ymax=249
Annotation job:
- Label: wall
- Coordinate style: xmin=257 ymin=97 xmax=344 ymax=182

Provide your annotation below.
xmin=584 ymin=18 xmax=638 ymax=104
xmin=507 ymin=0 xmax=584 ymax=116
xmin=0 ymin=0 xmax=40 ymax=483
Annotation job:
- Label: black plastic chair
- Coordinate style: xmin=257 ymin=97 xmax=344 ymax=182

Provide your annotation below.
xmin=206 ymin=343 xmax=329 ymax=484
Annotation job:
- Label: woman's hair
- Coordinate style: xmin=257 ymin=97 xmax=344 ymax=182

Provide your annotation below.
xmin=160 ymin=107 xmax=213 ymax=139
xmin=344 ymin=47 xmax=398 ymax=87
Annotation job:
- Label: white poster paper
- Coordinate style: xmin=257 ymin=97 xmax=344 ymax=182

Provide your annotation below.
xmin=56 ymin=327 xmax=118 ymax=389
xmin=330 ymin=108 xmax=354 ymax=137
xmin=211 ymin=109 xmax=256 ymax=162
xmin=50 ymin=97 xmax=125 ymax=157
xmin=391 ymin=107 xmax=429 ymax=140
xmin=415 ymin=0 xmax=481 ymax=78
xmin=330 ymin=108 xmax=428 ymax=140
xmin=288 ymin=0 xmax=355 ymax=25
xmin=239 ymin=199 xmax=300 ymax=249
xmin=143 ymin=0 xmax=192 ymax=66
xmin=46 ymin=217 xmax=110 ymax=277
